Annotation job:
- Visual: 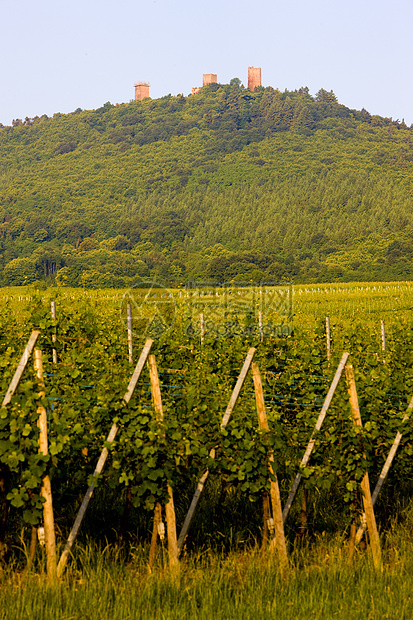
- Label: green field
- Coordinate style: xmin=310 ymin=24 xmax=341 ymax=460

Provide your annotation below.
xmin=1 ymin=282 xmax=413 ymax=618
xmin=2 ymin=279 xmax=413 ymax=320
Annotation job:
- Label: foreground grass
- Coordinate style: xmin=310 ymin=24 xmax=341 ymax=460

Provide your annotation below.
xmin=1 ymin=520 xmax=413 ymax=620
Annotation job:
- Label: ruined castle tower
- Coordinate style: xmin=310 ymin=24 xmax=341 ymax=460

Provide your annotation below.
xmin=203 ymin=73 xmax=217 ymax=86
xmin=248 ymin=67 xmax=261 ymax=91
xmin=134 ymin=81 xmax=150 ymax=101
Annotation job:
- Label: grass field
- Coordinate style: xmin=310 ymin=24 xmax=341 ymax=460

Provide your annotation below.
xmin=2 ymin=519 xmax=413 ymax=620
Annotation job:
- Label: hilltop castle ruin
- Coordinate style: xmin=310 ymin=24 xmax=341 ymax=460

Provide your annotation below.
xmin=134 ymin=81 xmax=150 ymax=101
xmin=134 ymin=67 xmax=261 ymax=101
xmin=247 ymin=67 xmax=261 ymax=91
xmin=191 ymin=67 xmax=261 ymax=95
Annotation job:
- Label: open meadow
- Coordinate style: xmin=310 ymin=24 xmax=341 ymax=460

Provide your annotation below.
xmin=1 ymin=281 xmax=413 ymax=619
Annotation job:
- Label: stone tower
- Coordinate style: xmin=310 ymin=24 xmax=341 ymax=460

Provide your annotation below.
xmin=248 ymin=67 xmax=261 ymax=91
xmin=203 ymin=73 xmax=217 ymax=86
xmin=134 ymin=81 xmax=150 ymax=101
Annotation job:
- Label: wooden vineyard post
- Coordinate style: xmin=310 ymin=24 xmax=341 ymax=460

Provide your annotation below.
xmin=261 ymin=493 xmax=270 ymax=550
xmin=380 ymin=319 xmax=386 ymax=363
xmin=380 ymin=320 xmax=386 ymax=353
xmin=177 ymin=347 xmax=256 ymax=553
xmin=1 ymin=331 xmax=40 ymax=408
xmin=348 ymin=521 xmax=357 ymax=566
xmin=355 ymin=393 xmax=413 ymax=545
xmin=51 ymin=301 xmax=57 ymax=364
xmin=282 ymin=352 xmax=349 ymax=523
xmin=258 ymin=311 xmax=263 ymax=343
xmin=200 ymin=313 xmax=205 ymax=345
xmin=345 ymin=364 xmax=382 ymax=570
xmin=127 ymin=303 xmax=133 ymax=364
xmin=148 ymin=354 xmax=179 ymax=572
xmin=252 ymin=363 xmax=288 ymax=571
xmin=27 ymin=525 xmax=38 ymax=572
xmin=34 ymin=350 xmax=57 ymax=583
xmin=0 ymin=330 xmax=40 ymax=562
xmin=57 ymin=339 xmax=153 ymax=578
xmin=326 ymin=316 xmax=331 ymax=362
xmin=148 ymin=502 xmax=163 ymax=572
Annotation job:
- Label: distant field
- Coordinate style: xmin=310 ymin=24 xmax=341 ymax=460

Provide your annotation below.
xmin=1 ymin=280 xmax=412 ymax=333
xmin=294 ymin=281 xmax=413 ymax=327
xmin=1 ymin=281 xmax=411 ymax=366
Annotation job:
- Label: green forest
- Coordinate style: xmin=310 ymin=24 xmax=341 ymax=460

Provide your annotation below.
xmin=1 ymin=82 xmax=412 ymax=287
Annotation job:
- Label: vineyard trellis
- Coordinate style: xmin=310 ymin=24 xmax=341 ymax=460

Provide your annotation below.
xmin=1 ymin=295 xmax=413 ymax=578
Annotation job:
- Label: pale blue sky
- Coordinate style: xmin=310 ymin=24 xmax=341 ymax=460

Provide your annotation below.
xmin=1 ymin=0 xmax=412 ymax=125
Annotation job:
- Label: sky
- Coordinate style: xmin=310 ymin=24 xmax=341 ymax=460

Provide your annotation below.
xmin=1 ymin=0 xmax=412 ymax=126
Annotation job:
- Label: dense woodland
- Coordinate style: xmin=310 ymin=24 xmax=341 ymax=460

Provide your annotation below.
xmin=0 ymin=82 xmax=413 ymax=287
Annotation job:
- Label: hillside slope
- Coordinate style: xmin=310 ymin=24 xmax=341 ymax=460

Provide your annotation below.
xmin=0 ymin=83 xmax=412 ymax=286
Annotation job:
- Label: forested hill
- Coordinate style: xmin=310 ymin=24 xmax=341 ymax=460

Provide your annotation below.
xmin=1 ymin=82 xmax=413 ymax=287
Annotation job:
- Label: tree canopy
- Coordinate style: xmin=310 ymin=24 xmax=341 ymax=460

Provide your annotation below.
xmin=0 ymin=82 xmax=412 ymax=287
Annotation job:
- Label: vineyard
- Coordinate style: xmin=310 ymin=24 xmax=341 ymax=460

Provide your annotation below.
xmin=1 ymin=282 xmax=413 ymax=589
